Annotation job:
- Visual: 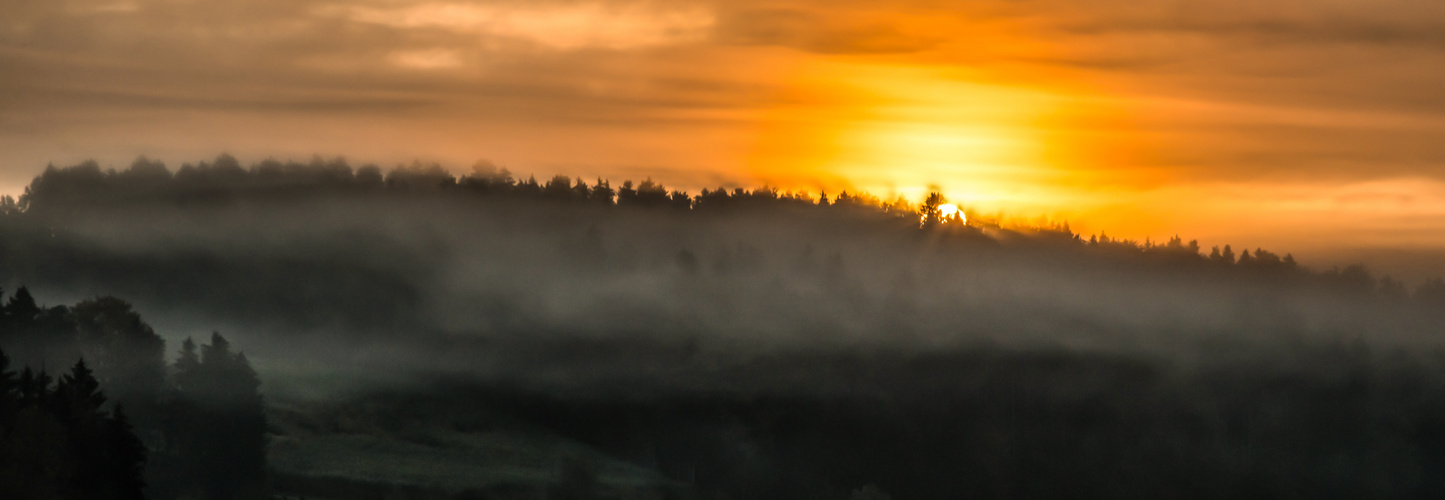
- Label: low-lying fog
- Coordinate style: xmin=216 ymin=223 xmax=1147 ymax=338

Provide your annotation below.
xmin=3 ymin=159 xmax=1439 ymax=401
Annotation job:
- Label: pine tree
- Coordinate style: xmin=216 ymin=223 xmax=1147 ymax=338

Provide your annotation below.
xmin=55 ymin=359 xmax=106 ymax=422
xmin=0 ymin=349 xmax=16 ymax=428
xmin=175 ymin=337 xmax=200 ymax=381
xmin=150 ymin=336 xmax=203 ymax=499
xmin=6 ymin=287 xmax=40 ymax=324
xmin=0 ymin=355 xmax=149 ymax=500
xmin=101 ymin=405 xmax=148 ymax=500
xmin=53 ymin=360 xmax=108 ymax=500
xmin=18 ymin=367 xmax=36 ymax=404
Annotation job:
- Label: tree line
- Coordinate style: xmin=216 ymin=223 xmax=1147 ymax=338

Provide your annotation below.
xmin=7 ymin=154 xmax=1445 ymax=303
xmin=8 ymin=155 xmax=916 ymax=217
xmin=0 ymin=288 xmax=265 ymax=500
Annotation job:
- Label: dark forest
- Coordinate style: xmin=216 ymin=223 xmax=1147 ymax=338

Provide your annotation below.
xmin=5 ymin=155 xmax=1445 ymax=499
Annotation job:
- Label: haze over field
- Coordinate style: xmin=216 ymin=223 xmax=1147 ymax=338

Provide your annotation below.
xmin=3 ymin=158 xmax=1441 ymax=386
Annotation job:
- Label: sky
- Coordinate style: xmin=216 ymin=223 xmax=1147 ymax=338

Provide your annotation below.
xmin=4 ymin=0 xmax=1445 ymax=274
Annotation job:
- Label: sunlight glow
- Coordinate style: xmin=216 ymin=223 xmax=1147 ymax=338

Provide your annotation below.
xmin=387 ymin=48 xmax=463 ymax=69
xmin=939 ymin=203 xmax=961 ymax=221
xmin=748 ymin=62 xmax=1072 ymax=217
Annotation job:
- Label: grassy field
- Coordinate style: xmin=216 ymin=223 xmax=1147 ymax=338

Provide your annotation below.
xmin=265 ymin=396 xmax=700 ymax=499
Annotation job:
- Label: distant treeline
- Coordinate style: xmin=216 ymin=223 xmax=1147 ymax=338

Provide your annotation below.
xmin=10 ymin=154 xmax=879 ymax=214
xmin=0 ymin=289 xmax=265 ymax=500
xmin=6 ymin=154 xmax=1441 ymax=303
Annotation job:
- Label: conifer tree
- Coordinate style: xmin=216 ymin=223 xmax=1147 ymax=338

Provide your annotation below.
xmin=52 ymin=359 xmax=106 ymax=427
xmin=166 ymin=333 xmax=266 ymax=500
xmin=101 ymin=405 xmax=148 ymax=500
xmin=0 ymin=349 xmax=16 ymax=427
xmin=0 ymin=350 xmax=147 ymax=500
xmin=6 ymin=287 xmax=40 ymax=324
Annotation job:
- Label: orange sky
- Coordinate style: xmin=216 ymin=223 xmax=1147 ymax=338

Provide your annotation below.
xmin=4 ymin=0 xmax=1445 ymax=275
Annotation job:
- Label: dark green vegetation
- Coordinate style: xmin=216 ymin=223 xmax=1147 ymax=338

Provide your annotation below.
xmin=0 ymin=354 xmax=146 ymax=499
xmin=5 ymin=155 xmax=1445 ymax=498
xmin=442 ymin=342 xmax=1445 ymax=500
xmin=0 ymin=291 xmax=264 ymax=500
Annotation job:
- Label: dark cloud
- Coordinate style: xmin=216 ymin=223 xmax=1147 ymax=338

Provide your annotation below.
xmin=713 ymin=7 xmax=941 ymax=54
xmin=1045 ymin=1 xmax=1445 ymax=48
xmin=2 ymin=85 xmax=439 ymax=114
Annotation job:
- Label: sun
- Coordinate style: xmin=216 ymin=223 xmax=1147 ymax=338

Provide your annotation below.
xmin=939 ymin=203 xmax=961 ymax=221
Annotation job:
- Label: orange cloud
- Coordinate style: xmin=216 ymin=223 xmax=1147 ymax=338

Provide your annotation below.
xmin=321 ymin=2 xmax=715 ymax=51
xmin=3 ymin=0 xmax=1445 ymax=261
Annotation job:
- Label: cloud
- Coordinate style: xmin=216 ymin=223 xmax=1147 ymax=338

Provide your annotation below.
xmin=387 ymin=48 xmax=463 ymax=69
xmin=1038 ymin=0 xmax=1445 ymax=48
xmin=713 ymin=7 xmax=940 ymax=54
xmin=3 ymin=0 xmax=1445 ymax=252
xmin=319 ymin=2 xmax=715 ymax=51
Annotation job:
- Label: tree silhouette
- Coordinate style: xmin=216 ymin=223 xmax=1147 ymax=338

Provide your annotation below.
xmin=355 ymin=165 xmax=384 ymax=186
xmin=70 ymin=297 xmax=166 ymax=414
xmin=166 ymin=333 xmax=267 ymax=500
xmin=0 ymin=352 xmax=146 ymax=500
xmin=919 ymin=192 xmax=944 ymax=228
xmin=0 ymin=195 xmax=19 ymax=216
xmin=616 ymin=180 xmax=637 ymax=204
xmin=516 ymin=175 xmax=542 ymax=196
xmin=589 ymin=178 xmax=615 ymax=204
xmin=101 ymin=405 xmax=148 ymax=500
xmin=571 ymin=177 xmax=591 ymax=200
xmin=544 ymin=175 xmax=575 ymax=200
xmin=635 ymin=178 xmax=669 ymax=206
xmin=7 ymin=287 xmax=41 ymax=325
xmin=0 ymin=350 xmax=16 ymax=433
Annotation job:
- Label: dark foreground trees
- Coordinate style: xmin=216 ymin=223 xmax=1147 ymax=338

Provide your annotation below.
xmin=0 ymin=289 xmax=266 ymax=500
xmin=152 ymin=334 xmax=266 ymax=500
xmin=0 ymin=352 xmax=148 ymax=499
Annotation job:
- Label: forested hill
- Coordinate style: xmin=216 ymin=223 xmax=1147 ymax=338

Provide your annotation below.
xmin=9 ymin=156 xmax=1445 ymax=499
xmin=1 ymin=156 xmax=1441 ymax=359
